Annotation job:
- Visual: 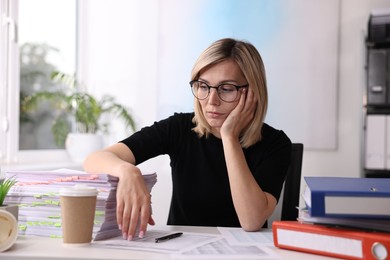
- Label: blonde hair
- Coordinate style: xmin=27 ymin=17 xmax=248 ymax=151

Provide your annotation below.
xmin=191 ymin=38 xmax=268 ymax=148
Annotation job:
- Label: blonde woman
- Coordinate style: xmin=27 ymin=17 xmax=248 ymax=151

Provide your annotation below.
xmin=84 ymin=38 xmax=291 ymax=240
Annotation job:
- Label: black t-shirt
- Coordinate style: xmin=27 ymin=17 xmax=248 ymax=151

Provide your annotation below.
xmin=120 ymin=112 xmax=291 ymax=227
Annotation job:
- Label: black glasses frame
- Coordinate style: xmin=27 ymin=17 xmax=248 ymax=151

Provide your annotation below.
xmin=189 ymin=80 xmax=249 ymax=103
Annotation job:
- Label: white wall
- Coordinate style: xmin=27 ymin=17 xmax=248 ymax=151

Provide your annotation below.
xmin=78 ymin=0 xmax=160 ymax=143
xmin=80 ymin=0 xmax=390 ymax=226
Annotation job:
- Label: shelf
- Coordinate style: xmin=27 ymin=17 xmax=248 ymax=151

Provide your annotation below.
xmin=365 ymin=169 xmax=390 ymax=178
xmin=365 ymin=106 xmax=390 ymax=114
xmin=366 ymin=41 xmax=390 ymax=49
xmin=364 ymin=14 xmax=390 ymax=179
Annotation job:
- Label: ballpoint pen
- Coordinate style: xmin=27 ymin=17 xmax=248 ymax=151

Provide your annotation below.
xmin=155 ymin=232 xmax=183 ymax=243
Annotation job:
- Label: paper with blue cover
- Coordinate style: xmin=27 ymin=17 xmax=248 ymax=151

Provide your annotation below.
xmin=298 ymin=208 xmax=390 ymax=233
xmin=303 ymin=176 xmax=390 ymax=218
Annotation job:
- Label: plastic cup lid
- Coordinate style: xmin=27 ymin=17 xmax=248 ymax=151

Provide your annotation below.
xmin=59 ymin=184 xmax=98 ymax=197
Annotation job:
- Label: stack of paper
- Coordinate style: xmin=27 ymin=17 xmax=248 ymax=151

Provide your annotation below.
xmin=3 ymin=169 xmax=157 ymax=240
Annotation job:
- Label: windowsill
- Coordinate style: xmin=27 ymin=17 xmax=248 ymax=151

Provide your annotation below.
xmin=2 ymin=161 xmax=83 ymax=171
xmin=1 ymin=149 xmax=83 ymax=172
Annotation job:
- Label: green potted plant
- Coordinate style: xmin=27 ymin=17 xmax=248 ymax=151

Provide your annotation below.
xmin=0 ymin=176 xmax=18 ymax=220
xmin=21 ymin=71 xmax=137 ymax=162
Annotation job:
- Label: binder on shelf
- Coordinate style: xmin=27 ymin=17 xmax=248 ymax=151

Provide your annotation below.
xmin=273 ymin=221 xmax=390 ymax=260
xmin=386 ymin=116 xmax=390 ymax=169
xmin=303 ymin=176 xmax=390 ymax=218
xmin=367 ymin=49 xmax=387 ymax=105
xmin=368 ymin=11 xmax=390 ymax=45
xmin=365 ymin=115 xmax=386 ymax=170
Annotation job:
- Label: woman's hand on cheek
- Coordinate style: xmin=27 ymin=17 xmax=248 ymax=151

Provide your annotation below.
xmin=221 ymin=87 xmax=256 ymax=139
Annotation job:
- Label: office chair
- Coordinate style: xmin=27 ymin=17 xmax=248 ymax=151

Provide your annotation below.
xmin=281 ymin=143 xmax=304 ymax=220
xmin=268 ymin=143 xmax=304 ymax=226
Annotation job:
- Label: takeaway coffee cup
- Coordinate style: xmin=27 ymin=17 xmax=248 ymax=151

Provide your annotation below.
xmin=60 ymin=184 xmax=98 ymax=245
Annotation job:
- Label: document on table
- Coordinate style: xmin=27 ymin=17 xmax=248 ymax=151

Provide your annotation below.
xmin=171 ymin=237 xmax=279 ymax=259
xmin=92 ymin=227 xmax=278 ymax=258
xmin=92 ymin=230 xmax=218 ymax=254
xmin=217 ymin=227 xmax=274 ymax=245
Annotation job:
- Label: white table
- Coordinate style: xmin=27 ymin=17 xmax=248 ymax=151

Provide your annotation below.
xmin=1 ymin=226 xmax=338 ymax=260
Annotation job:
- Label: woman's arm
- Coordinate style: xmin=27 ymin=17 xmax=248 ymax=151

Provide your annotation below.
xmin=222 ymin=137 xmax=276 ymax=231
xmin=220 ymin=88 xmax=276 ymax=231
xmin=83 ymin=143 xmax=154 ymax=240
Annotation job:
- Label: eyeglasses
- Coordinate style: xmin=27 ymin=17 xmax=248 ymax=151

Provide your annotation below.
xmin=190 ymin=80 xmax=249 ymax=103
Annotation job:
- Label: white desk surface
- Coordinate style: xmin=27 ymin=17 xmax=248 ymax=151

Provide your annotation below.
xmin=2 ymin=225 xmax=338 ymax=260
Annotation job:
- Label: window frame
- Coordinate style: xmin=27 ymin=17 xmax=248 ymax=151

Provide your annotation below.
xmin=1 ymin=0 xmax=19 ymax=164
xmin=0 ymin=0 xmax=83 ymax=168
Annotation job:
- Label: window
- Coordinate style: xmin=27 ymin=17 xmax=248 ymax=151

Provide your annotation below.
xmin=1 ymin=0 xmax=77 ymax=165
xmin=19 ymin=0 xmax=76 ymax=150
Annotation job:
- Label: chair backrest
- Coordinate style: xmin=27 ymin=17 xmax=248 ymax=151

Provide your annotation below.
xmin=268 ymin=143 xmax=304 ymax=226
xmin=281 ymin=143 xmax=304 ymax=220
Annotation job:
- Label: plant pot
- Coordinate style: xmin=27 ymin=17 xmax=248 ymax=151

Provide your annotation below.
xmin=0 ymin=204 xmax=19 ymax=221
xmin=65 ymin=133 xmax=104 ymax=163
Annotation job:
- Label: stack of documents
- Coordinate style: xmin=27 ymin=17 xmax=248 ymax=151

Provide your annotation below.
xmin=273 ymin=176 xmax=390 ymax=260
xmin=3 ymin=169 xmax=157 ymax=240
